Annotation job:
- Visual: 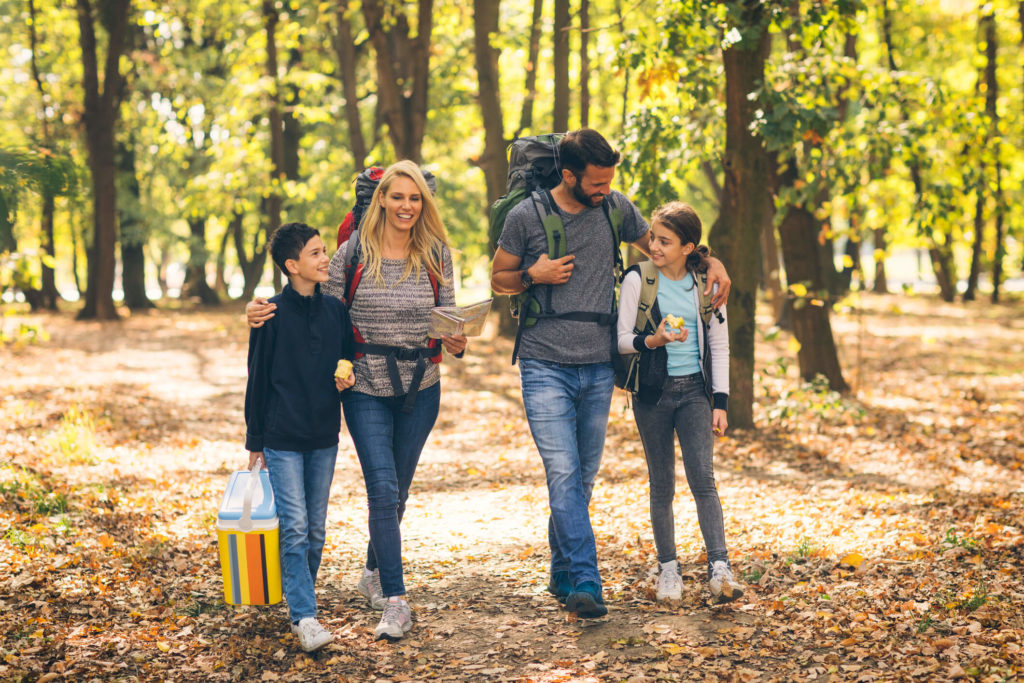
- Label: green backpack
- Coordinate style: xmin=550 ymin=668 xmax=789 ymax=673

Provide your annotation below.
xmin=617 ymin=260 xmax=717 ymax=394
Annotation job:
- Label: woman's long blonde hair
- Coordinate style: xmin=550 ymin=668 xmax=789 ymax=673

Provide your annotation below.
xmin=358 ymin=160 xmax=451 ymax=287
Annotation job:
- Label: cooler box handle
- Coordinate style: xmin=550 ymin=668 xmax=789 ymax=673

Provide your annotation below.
xmin=237 ymin=460 xmax=262 ymax=532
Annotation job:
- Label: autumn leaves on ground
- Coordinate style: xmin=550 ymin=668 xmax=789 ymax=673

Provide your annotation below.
xmin=0 ymin=295 xmax=1022 ymax=682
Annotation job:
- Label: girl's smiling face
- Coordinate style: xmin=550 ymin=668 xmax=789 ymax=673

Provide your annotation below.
xmin=648 ymin=220 xmax=694 ymax=268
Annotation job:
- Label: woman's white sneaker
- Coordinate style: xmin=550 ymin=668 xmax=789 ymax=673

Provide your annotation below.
xmin=656 ymin=560 xmax=683 ymax=601
xmin=708 ymin=560 xmax=744 ymax=603
xmin=291 ymin=617 xmax=333 ymax=652
xmin=374 ymin=597 xmax=413 ymax=641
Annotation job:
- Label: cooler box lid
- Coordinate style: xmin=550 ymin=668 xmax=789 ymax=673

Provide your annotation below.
xmin=217 ymin=469 xmax=276 ymax=524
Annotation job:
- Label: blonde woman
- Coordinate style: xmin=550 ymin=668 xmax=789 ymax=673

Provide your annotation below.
xmin=247 ymin=161 xmax=467 ymax=640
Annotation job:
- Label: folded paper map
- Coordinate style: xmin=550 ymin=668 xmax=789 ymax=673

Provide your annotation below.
xmin=427 ymin=299 xmax=493 ymax=338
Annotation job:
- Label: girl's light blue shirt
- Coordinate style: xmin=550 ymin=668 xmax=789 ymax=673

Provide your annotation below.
xmin=657 ymin=272 xmax=701 ymax=376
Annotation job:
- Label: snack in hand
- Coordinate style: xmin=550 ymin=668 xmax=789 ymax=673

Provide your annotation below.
xmin=335 ymin=359 xmax=353 ymax=380
xmin=663 ymin=314 xmax=683 ymax=332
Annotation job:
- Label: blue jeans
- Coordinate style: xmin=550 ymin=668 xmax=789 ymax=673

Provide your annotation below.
xmin=342 ymin=381 xmax=440 ymax=597
xmin=519 ymin=359 xmax=614 ymax=589
xmin=263 ymin=446 xmax=338 ymax=623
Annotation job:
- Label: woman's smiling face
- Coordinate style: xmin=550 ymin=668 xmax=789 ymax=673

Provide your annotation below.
xmin=382 ymin=175 xmax=423 ymax=234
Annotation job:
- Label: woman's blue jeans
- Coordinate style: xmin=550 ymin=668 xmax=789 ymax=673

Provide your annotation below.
xmin=519 ymin=359 xmax=614 ymax=589
xmin=342 ymin=382 xmax=440 ymax=597
xmin=263 ymin=445 xmax=338 ymax=623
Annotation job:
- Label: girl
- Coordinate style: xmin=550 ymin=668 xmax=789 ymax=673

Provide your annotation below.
xmin=616 ymin=201 xmax=743 ymax=603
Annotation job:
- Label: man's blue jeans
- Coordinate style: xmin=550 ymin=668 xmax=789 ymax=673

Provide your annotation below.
xmin=519 ymin=359 xmax=614 ymax=589
xmin=342 ymin=382 xmax=440 ymax=598
xmin=263 ymin=445 xmax=338 ymax=623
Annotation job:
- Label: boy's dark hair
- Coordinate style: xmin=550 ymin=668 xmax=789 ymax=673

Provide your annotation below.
xmin=559 ymin=128 xmax=621 ymax=176
xmin=270 ymin=222 xmax=320 ymax=275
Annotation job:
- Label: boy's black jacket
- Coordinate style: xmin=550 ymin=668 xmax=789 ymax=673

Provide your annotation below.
xmin=244 ymin=283 xmax=353 ymax=453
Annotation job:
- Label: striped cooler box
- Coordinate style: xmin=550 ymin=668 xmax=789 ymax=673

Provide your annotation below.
xmin=216 ymin=465 xmax=282 ymax=605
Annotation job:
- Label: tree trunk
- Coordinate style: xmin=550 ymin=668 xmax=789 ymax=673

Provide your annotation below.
xmin=38 ymin=192 xmax=61 ymax=309
xmin=332 ymin=2 xmax=369 ymax=167
xmin=474 ymin=0 xmax=508 ymax=207
xmin=362 ymin=0 xmax=434 ymax=162
xmin=580 ymin=0 xmax=590 ymax=127
xmin=553 ymin=0 xmax=570 ymax=131
xmin=181 ymin=217 xmax=219 ymax=305
xmin=75 ymin=0 xmax=130 ymax=321
xmin=233 ymin=211 xmax=269 ymax=302
xmin=516 ymin=0 xmax=544 ymax=137
xmin=117 ymin=141 xmax=153 ymax=310
xmin=213 ymin=225 xmax=231 ymax=300
xmin=760 ymin=214 xmax=784 ymax=324
xmin=776 ymin=188 xmax=848 ymax=392
xmin=711 ymin=9 xmax=772 ymax=430
xmin=264 ymin=0 xmax=285 ymax=293
xmin=985 ymin=9 xmax=1005 ymax=303
xmin=872 ymin=228 xmax=889 ymax=293
xmin=964 ymin=186 xmax=984 ymax=301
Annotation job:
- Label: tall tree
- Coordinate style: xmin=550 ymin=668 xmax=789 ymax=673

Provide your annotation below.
xmin=580 ymin=0 xmax=591 ymax=127
xmin=983 ymin=8 xmax=1006 ymax=303
xmin=263 ymin=0 xmax=285 ymax=288
xmin=117 ymin=139 xmax=153 ymax=309
xmin=75 ymin=0 xmax=132 ymax=320
xmin=516 ymin=0 xmax=545 ymax=137
xmin=332 ymin=2 xmax=369 ymax=168
xmin=473 ymin=0 xmax=507 ymax=208
xmin=553 ymin=0 xmax=570 ymax=131
xmin=711 ymin=1 xmax=773 ymax=429
xmin=362 ymin=0 xmax=434 ymax=162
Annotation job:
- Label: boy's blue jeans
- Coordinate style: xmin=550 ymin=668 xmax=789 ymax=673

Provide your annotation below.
xmin=519 ymin=359 xmax=614 ymax=589
xmin=343 ymin=382 xmax=440 ymax=598
xmin=263 ymin=446 xmax=338 ymax=623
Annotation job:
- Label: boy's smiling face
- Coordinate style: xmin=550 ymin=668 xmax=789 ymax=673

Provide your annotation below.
xmin=286 ymin=235 xmax=330 ymax=287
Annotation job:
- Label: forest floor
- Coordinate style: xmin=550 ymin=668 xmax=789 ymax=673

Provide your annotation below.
xmin=0 ymin=293 xmax=1022 ymax=682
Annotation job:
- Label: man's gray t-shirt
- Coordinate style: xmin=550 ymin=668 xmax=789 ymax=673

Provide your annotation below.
xmin=497 ymin=189 xmax=648 ymax=364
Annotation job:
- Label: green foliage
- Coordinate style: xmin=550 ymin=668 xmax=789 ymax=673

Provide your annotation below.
xmin=760 ymin=358 xmax=865 ymax=425
xmin=943 ymin=527 xmax=980 ymax=552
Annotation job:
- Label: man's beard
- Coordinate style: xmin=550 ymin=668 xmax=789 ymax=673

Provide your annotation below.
xmin=571 ymin=182 xmax=605 ymax=207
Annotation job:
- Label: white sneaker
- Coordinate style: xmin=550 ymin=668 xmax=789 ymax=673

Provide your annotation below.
xmin=291 ymin=617 xmax=333 ymax=653
xmin=356 ymin=568 xmax=387 ymax=610
xmin=708 ymin=560 xmax=744 ymax=603
xmin=656 ymin=561 xmax=683 ymax=601
xmin=374 ymin=597 xmax=413 ymax=641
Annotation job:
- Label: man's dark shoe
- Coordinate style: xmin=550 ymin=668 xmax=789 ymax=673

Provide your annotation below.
xmin=565 ymin=581 xmax=607 ymax=618
xmin=547 ymin=570 xmax=572 ymax=603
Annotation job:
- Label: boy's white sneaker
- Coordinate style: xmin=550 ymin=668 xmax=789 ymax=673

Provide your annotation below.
xmin=374 ymin=597 xmax=413 ymax=641
xmin=291 ymin=617 xmax=333 ymax=652
xmin=656 ymin=560 xmax=683 ymax=601
xmin=709 ymin=560 xmax=744 ymax=603
xmin=357 ymin=568 xmax=387 ymax=610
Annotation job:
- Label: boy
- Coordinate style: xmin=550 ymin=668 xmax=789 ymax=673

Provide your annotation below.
xmin=244 ymin=222 xmax=355 ymax=652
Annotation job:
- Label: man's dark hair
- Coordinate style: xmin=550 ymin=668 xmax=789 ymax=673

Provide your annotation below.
xmin=270 ymin=222 xmax=320 ymax=275
xmin=559 ymin=128 xmax=621 ymax=176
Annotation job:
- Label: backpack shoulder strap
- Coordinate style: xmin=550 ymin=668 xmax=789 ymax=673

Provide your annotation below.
xmin=343 ymin=229 xmax=362 ymax=304
xmin=532 ymin=190 xmax=566 ymax=259
xmin=635 ymin=260 xmax=660 ymax=334
xmin=602 ymin=195 xmax=624 ymax=278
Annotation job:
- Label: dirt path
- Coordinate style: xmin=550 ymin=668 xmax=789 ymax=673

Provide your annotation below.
xmin=1 ymin=296 xmax=1022 ymax=682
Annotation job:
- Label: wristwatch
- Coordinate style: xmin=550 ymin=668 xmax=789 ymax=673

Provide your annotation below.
xmin=520 ymin=268 xmax=533 ymax=290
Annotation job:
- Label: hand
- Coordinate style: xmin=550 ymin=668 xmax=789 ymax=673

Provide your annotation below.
xmin=335 ymin=372 xmax=355 ymax=391
xmin=647 ymin=319 xmax=688 ymax=348
xmin=246 ymin=297 xmax=277 ymax=328
xmin=248 ymin=451 xmax=266 ymax=469
xmin=704 ymin=257 xmax=731 ymax=309
xmin=712 ymin=409 xmax=728 ymax=436
xmin=529 ymin=253 xmax=575 ymax=285
xmin=441 ymin=334 xmax=468 ymax=356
